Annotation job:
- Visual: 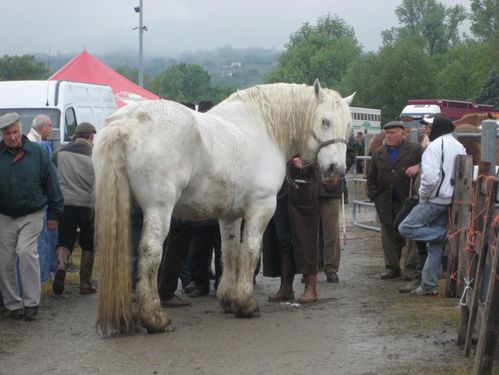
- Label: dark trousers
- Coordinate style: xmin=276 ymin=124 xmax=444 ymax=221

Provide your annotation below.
xmin=57 ymin=206 xmax=94 ymax=253
xmin=157 ymin=221 xmax=193 ymax=301
xmin=190 ymin=224 xmax=221 ymax=293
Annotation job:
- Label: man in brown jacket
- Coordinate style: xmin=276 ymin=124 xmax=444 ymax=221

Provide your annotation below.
xmin=367 ymin=121 xmax=422 ymax=279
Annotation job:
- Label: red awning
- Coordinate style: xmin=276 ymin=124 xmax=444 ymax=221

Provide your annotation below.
xmin=49 ymin=50 xmax=159 ymax=108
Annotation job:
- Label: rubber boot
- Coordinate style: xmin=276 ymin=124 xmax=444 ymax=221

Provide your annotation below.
xmin=80 ymin=251 xmax=97 ymax=294
xmin=297 ymin=273 xmax=318 ymax=303
xmin=268 ymin=254 xmax=295 ymax=302
xmin=52 ymin=247 xmax=70 ymax=296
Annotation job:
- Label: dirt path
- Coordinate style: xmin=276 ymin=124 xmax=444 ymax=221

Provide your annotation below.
xmin=0 ymin=205 xmax=472 ymax=375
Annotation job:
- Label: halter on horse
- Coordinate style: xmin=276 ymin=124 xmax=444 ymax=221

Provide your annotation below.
xmin=93 ymin=80 xmax=354 ymax=336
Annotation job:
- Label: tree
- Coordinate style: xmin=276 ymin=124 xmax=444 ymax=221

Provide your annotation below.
xmin=433 ymin=40 xmax=491 ymax=101
xmin=0 ymin=54 xmax=47 ymax=80
xmin=470 ymin=0 xmax=499 ymax=41
xmin=150 ymin=63 xmax=213 ymax=103
xmin=388 ymin=0 xmax=467 ymax=55
xmin=265 ymin=14 xmax=361 ymax=88
xmin=475 ymin=69 xmax=499 ymax=109
xmin=342 ymin=36 xmax=434 ymax=122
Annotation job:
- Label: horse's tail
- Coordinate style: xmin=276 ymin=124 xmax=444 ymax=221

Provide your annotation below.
xmin=93 ymin=119 xmax=135 ymax=336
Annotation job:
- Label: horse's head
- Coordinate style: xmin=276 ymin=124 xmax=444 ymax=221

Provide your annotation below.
xmin=308 ymin=79 xmax=354 ymax=181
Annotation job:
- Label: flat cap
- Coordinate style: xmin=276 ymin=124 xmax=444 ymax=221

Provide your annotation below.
xmin=383 ymin=120 xmax=405 ymax=130
xmin=419 ymin=116 xmax=434 ymax=126
xmin=0 ymin=112 xmax=20 ymax=130
xmin=74 ymin=122 xmax=96 ymax=134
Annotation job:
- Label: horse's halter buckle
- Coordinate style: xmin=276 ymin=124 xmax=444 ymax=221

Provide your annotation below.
xmin=311 ymin=130 xmax=347 ymax=160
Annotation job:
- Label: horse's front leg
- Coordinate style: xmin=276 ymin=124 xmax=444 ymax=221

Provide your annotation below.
xmin=136 ymin=208 xmax=171 ymax=333
xmin=217 ymin=219 xmax=242 ymax=314
xmin=232 ymin=202 xmax=275 ymax=318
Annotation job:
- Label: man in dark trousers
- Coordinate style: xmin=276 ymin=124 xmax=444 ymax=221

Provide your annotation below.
xmin=367 ymin=121 xmax=422 ymax=279
xmin=52 ymin=123 xmax=97 ymax=295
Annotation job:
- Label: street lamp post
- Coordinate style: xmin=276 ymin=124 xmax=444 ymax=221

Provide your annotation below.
xmin=134 ymin=0 xmax=147 ymax=88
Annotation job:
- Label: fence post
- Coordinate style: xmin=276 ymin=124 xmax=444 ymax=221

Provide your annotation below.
xmin=481 ymin=120 xmax=497 ymax=175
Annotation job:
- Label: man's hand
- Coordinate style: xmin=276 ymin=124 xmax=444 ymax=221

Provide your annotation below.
xmin=405 ymin=164 xmax=420 ymax=178
xmin=47 ymin=220 xmax=58 ymax=231
xmin=291 ymin=157 xmax=304 ymax=169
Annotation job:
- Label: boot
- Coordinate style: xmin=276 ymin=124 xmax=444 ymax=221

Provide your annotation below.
xmin=268 ymin=254 xmax=295 ymax=302
xmin=297 ymin=273 xmax=318 ymax=303
xmin=52 ymin=247 xmax=70 ymax=296
xmin=80 ymin=251 xmax=97 ymax=294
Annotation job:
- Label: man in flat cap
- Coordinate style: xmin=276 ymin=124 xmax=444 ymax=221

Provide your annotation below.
xmin=0 ymin=112 xmax=63 ymax=321
xmin=52 ymin=122 xmax=97 ymax=295
xmin=367 ymin=121 xmax=423 ymax=279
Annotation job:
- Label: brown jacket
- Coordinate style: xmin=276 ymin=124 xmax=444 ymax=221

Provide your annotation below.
xmin=366 ymin=140 xmax=422 ymax=224
xmin=262 ymin=162 xmax=320 ymax=277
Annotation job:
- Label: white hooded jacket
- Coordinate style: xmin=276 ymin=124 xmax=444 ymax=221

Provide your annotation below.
xmin=419 ymin=133 xmax=466 ymax=205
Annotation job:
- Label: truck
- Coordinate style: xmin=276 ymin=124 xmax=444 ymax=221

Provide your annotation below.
xmin=400 ymin=99 xmax=494 ymax=127
xmin=0 ymin=80 xmax=117 ymax=146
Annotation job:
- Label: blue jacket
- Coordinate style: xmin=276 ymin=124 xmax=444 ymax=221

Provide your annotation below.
xmin=0 ymin=136 xmax=63 ymax=220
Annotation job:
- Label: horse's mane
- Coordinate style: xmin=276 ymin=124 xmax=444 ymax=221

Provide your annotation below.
xmin=229 ymin=83 xmax=350 ymax=154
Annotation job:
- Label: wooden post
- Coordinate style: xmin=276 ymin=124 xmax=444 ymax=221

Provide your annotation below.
xmin=447 ymin=155 xmax=473 ymax=298
xmin=463 ymin=170 xmax=495 ymax=356
xmin=473 ymin=176 xmax=499 ymax=374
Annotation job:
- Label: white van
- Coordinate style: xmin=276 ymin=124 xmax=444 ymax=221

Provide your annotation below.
xmin=399 ymin=104 xmax=441 ymax=127
xmin=0 ymin=80 xmax=117 ymax=146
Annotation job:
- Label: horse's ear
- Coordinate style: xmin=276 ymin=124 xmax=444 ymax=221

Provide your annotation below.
xmin=343 ymin=92 xmax=356 ymax=105
xmin=314 ymin=79 xmax=323 ymax=102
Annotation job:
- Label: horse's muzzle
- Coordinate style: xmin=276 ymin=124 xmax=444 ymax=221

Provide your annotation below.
xmin=322 ymin=164 xmax=345 ymax=185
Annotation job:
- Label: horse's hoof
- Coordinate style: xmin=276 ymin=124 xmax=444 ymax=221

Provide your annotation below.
xmin=143 ymin=317 xmax=171 ymax=334
xmin=219 ymin=298 xmax=233 ymax=313
xmin=232 ymin=300 xmax=260 ymax=318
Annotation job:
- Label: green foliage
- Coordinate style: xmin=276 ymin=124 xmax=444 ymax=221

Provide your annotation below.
xmin=470 ymin=0 xmax=499 ymax=41
xmin=390 ymin=0 xmax=467 ymax=55
xmin=150 ymin=63 xmax=212 ymax=103
xmin=150 ymin=63 xmax=234 ymax=104
xmin=432 ymin=40 xmax=492 ymax=101
xmin=0 ymin=54 xmax=47 ymax=80
xmin=341 ymin=36 xmax=434 ymax=122
xmin=476 ymin=68 xmax=499 ymax=109
xmin=264 ymin=14 xmax=361 ymax=88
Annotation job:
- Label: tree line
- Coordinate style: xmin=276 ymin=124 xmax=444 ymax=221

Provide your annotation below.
xmin=0 ymin=0 xmax=497 ymax=120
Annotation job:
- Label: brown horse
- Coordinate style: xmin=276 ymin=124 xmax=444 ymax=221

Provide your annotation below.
xmin=453 ymin=112 xmax=497 ymax=127
xmin=454 ymin=123 xmax=499 ymax=165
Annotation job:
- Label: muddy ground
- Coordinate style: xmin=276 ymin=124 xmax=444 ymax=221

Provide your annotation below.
xmin=0 ymin=199 xmax=480 ymax=375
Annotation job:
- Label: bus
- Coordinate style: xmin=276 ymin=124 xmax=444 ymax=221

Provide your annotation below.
xmin=350 ymin=106 xmax=382 ymax=134
xmin=400 ymin=99 xmax=494 ymax=126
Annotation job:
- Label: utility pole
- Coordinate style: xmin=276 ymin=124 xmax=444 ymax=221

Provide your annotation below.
xmin=134 ymin=0 xmax=146 ymax=87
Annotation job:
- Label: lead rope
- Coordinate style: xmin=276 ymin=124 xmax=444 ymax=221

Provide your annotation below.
xmin=341 ymin=192 xmax=346 ymax=245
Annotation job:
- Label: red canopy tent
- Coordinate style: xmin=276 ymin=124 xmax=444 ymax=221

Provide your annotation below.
xmin=49 ymin=50 xmax=159 ymax=108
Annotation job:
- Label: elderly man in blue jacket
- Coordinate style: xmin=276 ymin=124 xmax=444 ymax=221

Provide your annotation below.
xmin=0 ymin=112 xmax=63 ymax=321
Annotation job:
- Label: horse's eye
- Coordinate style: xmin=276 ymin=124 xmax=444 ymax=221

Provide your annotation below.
xmin=322 ymin=118 xmax=330 ymax=128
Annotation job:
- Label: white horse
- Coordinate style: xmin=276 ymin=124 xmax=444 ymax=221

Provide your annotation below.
xmin=93 ymin=80 xmax=354 ymax=336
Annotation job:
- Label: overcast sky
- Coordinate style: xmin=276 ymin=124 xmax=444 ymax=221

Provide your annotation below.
xmin=2 ymin=0 xmax=471 ymax=57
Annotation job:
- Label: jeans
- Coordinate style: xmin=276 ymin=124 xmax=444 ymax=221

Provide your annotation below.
xmin=398 ymin=202 xmax=449 ymax=290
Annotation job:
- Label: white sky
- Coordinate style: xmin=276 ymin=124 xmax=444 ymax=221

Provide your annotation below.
xmin=2 ymin=0 xmax=471 ymax=56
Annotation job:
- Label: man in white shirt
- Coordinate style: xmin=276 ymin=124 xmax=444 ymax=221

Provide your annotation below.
xmin=398 ymin=114 xmax=466 ymax=295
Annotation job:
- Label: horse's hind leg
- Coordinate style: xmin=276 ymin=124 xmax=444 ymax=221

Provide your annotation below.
xmin=216 ymin=219 xmax=242 ymax=313
xmin=232 ymin=202 xmax=275 ymax=318
xmin=136 ymin=207 xmax=171 ymax=333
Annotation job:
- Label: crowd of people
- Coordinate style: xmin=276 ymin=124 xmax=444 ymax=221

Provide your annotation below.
xmin=0 ymin=107 xmax=465 ymax=322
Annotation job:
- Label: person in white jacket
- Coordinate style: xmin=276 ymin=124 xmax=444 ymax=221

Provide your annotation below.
xmin=398 ymin=114 xmax=466 ymax=295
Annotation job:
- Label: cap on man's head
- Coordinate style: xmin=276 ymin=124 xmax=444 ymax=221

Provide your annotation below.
xmin=0 ymin=112 xmax=20 ymax=131
xmin=419 ymin=115 xmax=434 ymax=126
xmin=383 ymin=120 xmax=405 ymax=131
xmin=74 ymin=122 xmax=96 ymax=134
